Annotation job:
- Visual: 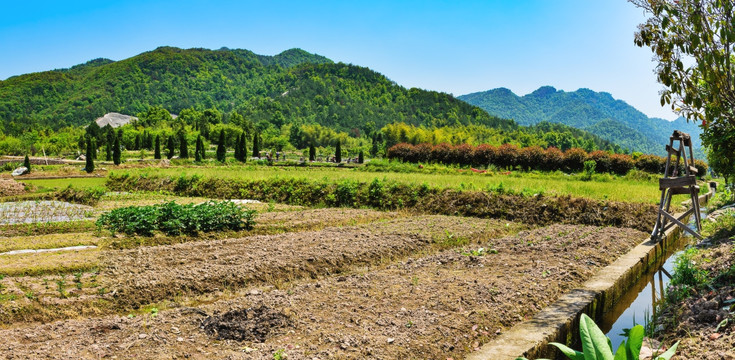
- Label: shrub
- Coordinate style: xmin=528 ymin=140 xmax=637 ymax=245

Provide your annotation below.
xmin=413 ymin=143 xmax=432 ymax=163
xmin=386 ymin=143 xmax=414 ymax=162
xmin=518 ymin=146 xmax=545 ymax=171
xmin=473 ymin=144 xmax=496 ymax=167
xmin=587 ymin=150 xmax=612 ymax=173
xmin=96 ymin=201 xmax=256 ymax=236
xmin=581 ymin=160 xmax=596 ymax=181
xmin=54 ymin=185 xmax=106 ymax=206
xmin=635 ymin=154 xmax=665 ymax=174
xmin=563 ymin=148 xmax=588 ymax=173
xmin=609 ymin=153 xmax=635 ymax=175
xmin=451 ymin=143 xmax=474 ymax=166
xmin=693 ymin=159 xmax=708 ymax=178
xmin=542 ymin=147 xmax=564 ymax=171
xmin=495 ymin=143 xmax=519 ymax=170
xmin=431 ymin=143 xmax=453 ymax=164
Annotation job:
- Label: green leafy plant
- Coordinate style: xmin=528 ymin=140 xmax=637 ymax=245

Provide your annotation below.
xmin=96 ymin=201 xmax=256 ymax=236
xmin=517 ymin=314 xmax=678 ymax=360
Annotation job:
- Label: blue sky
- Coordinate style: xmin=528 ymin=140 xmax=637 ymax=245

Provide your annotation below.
xmin=0 ymin=0 xmax=673 ymax=119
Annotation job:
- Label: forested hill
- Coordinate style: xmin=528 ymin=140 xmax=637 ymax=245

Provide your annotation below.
xmin=458 ymin=86 xmax=704 ymax=157
xmin=0 ymin=46 xmax=511 ymax=135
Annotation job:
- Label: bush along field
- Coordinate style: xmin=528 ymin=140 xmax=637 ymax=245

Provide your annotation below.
xmin=106 ymin=172 xmax=657 ymax=231
xmin=387 ymin=142 xmax=708 ymax=176
xmin=649 ymin=187 xmax=735 ymax=359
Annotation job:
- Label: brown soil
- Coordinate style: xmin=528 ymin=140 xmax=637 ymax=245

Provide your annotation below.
xmin=100 ymin=215 xmax=513 ymax=308
xmin=0 ymin=179 xmax=25 ymax=197
xmin=655 ymin=236 xmax=735 ymax=360
xmin=0 ymin=223 xmax=647 ymax=359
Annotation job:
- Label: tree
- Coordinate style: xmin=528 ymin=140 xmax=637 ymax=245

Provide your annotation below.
xmin=252 ymin=132 xmax=260 ymax=158
xmin=85 ymin=138 xmax=94 ymax=173
xmin=217 ymin=131 xmax=226 ymax=162
xmin=335 ymin=140 xmax=342 ymax=163
xmin=198 ymin=135 xmax=206 ymax=160
xmin=113 ymin=134 xmax=121 ymax=165
xmin=234 ymin=133 xmax=242 ymax=161
xmin=154 ymin=135 xmax=161 ymax=159
xmin=179 ymin=132 xmax=188 ymax=159
xmin=195 ymin=135 xmax=202 ymax=162
xmin=106 ymin=143 xmax=113 ymax=161
xmin=309 ymin=144 xmax=316 ymax=161
xmin=167 ymin=136 xmax=175 ymax=159
xmin=23 ymin=154 xmax=31 ymax=173
xmin=237 ymin=133 xmax=247 ymax=162
xmin=90 ymin=138 xmax=97 ymax=160
xmin=358 ymin=150 xmax=364 ymax=164
xmin=633 ymin=0 xmax=735 ymax=183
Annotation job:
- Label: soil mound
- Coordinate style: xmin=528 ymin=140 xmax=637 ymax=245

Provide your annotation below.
xmin=201 ymin=306 xmax=289 ymax=342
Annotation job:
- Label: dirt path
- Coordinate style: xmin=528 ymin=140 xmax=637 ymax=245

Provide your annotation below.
xmin=0 ymin=224 xmax=647 ymax=359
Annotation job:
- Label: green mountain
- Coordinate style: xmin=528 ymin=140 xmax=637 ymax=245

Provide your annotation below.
xmin=458 ymin=86 xmax=704 ymax=157
xmin=0 ymin=46 xmax=509 ymax=135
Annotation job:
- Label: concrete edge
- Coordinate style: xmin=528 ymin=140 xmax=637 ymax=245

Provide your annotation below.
xmin=467 ymin=188 xmax=714 ymax=360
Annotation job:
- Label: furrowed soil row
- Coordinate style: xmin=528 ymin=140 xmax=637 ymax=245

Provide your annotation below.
xmin=101 ymin=215 xmax=516 ymax=308
xmin=0 ymin=224 xmax=647 ymax=359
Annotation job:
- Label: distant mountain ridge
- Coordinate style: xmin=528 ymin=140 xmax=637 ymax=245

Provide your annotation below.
xmin=458 ymin=86 xmax=703 ymax=157
xmin=0 ymin=46 xmax=509 ymax=134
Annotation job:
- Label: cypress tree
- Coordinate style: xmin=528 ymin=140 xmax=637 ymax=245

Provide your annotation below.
xmin=239 ymin=134 xmax=247 ymax=162
xmin=179 ymin=132 xmax=188 ymax=159
xmin=90 ymin=138 xmax=97 ymax=160
xmin=167 ymin=136 xmax=175 ymax=159
xmin=23 ymin=154 xmax=31 ymax=173
xmin=234 ymin=133 xmax=242 ymax=161
xmin=134 ymin=134 xmax=141 ymax=150
xmin=85 ymin=138 xmax=94 ymax=173
xmin=195 ymin=135 xmax=202 ymax=162
xmin=106 ymin=143 xmax=113 ymax=161
xmin=335 ymin=140 xmax=342 ymax=163
xmin=358 ymin=150 xmax=364 ymax=164
xmin=252 ymin=132 xmax=260 ymax=158
xmin=113 ymin=135 xmax=121 ymax=165
xmin=154 ymin=135 xmax=161 ymax=159
xmin=216 ymin=131 xmax=226 ymax=162
xmin=199 ymin=136 xmax=206 ymax=160
xmin=309 ymin=144 xmax=316 ymax=161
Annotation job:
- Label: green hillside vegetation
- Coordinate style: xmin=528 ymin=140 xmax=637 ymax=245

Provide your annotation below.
xmin=0 ymin=46 xmax=632 ymax=158
xmin=458 ymin=86 xmax=704 ymax=158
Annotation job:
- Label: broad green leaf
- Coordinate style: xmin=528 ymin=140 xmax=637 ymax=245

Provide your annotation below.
xmin=613 ymin=342 xmax=628 ymax=360
xmin=654 ymin=341 xmax=679 ymax=360
xmin=625 ymin=325 xmax=644 ymax=360
xmin=579 ymin=314 xmax=614 ymax=360
xmin=549 ymin=342 xmax=585 ymax=360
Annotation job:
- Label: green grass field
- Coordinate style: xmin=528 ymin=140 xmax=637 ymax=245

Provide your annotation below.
xmin=22 ymin=177 xmax=107 ymax=190
xmin=108 ymin=164 xmax=669 ymax=203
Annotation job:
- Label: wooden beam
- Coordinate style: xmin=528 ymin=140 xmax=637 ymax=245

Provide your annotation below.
xmin=660 ymin=210 xmax=703 ymax=239
xmin=666 ymin=145 xmax=680 ymax=156
xmin=669 ymin=185 xmax=699 ymax=195
xmin=659 ymin=175 xmax=696 ymax=190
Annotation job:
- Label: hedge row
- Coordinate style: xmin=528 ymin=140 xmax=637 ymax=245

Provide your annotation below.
xmin=386 ymin=143 xmax=708 ymax=176
xmin=106 ymin=173 xmax=657 ymax=232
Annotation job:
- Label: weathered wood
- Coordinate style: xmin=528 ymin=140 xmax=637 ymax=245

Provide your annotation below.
xmin=669 ymin=185 xmax=699 ymax=195
xmin=687 ymin=165 xmax=698 ymax=175
xmin=659 ymin=175 xmax=696 ymax=190
xmin=666 ymin=145 xmax=680 ymax=156
xmin=660 ymin=211 xmax=703 ymax=239
xmin=671 ymin=130 xmax=690 ymax=140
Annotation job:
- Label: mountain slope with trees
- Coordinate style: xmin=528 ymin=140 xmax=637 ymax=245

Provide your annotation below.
xmin=0 ymin=46 xmax=636 ymax=158
xmin=458 ymin=86 xmax=704 ymax=157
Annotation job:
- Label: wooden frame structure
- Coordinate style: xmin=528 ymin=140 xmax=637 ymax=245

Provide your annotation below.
xmin=651 ymin=130 xmax=703 ymax=240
